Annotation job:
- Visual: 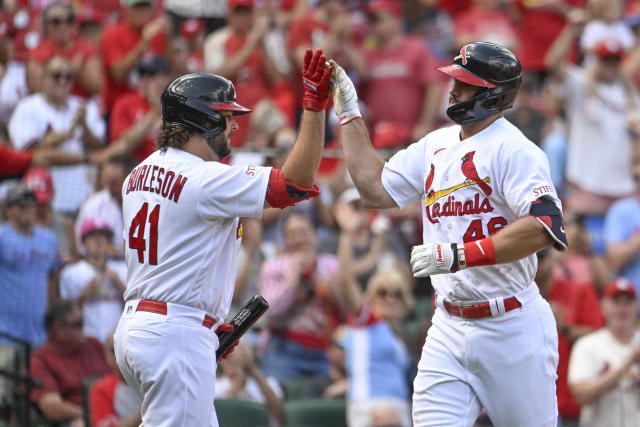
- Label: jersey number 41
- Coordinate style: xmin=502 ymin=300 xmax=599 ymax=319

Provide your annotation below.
xmin=128 ymin=202 xmax=160 ymax=265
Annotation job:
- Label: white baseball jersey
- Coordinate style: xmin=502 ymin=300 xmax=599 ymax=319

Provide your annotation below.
xmin=121 ymin=147 xmax=271 ymax=320
xmin=382 ymin=117 xmax=561 ymax=302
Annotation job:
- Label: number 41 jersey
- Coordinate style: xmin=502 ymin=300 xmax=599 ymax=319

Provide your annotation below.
xmin=381 ymin=118 xmax=563 ymax=302
xmin=121 ymin=147 xmax=271 ymax=320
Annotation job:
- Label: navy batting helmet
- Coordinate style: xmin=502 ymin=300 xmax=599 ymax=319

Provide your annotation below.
xmin=438 ymin=42 xmax=522 ymax=124
xmin=161 ymin=73 xmax=251 ymax=138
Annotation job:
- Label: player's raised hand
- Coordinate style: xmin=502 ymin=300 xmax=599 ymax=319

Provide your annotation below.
xmin=302 ymin=48 xmax=333 ymax=111
xmin=328 ymin=59 xmax=361 ymax=125
xmin=411 ymin=242 xmax=466 ymax=277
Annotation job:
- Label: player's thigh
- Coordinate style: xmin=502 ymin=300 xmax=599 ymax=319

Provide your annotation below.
xmin=472 ymin=297 xmax=559 ymax=427
xmin=125 ymin=317 xmax=218 ymax=427
xmin=413 ymin=311 xmax=482 ymax=427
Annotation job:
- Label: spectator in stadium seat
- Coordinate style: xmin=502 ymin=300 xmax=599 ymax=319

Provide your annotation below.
xmin=454 ymin=0 xmax=518 ymax=51
xmin=535 ymin=249 xmax=604 ymax=426
xmin=259 ymin=213 xmax=343 ymax=382
xmin=0 ymin=184 xmax=58 ymax=347
xmin=109 ymin=55 xmax=169 ymax=162
xmin=23 ymin=167 xmax=55 ymax=229
xmin=0 ymin=35 xmax=28 ymax=126
xmin=74 ymin=154 xmax=137 ymax=256
xmin=9 ymin=55 xmax=106 ymax=259
xmin=568 ymin=278 xmax=640 ymax=426
xmin=216 ymin=343 xmax=283 ymax=424
xmin=60 ymin=219 xmax=126 ymax=343
xmin=204 ymin=0 xmax=286 ymax=147
xmin=31 ymin=299 xmax=110 ymax=426
xmin=604 ymin=143 xmax=640 ymax=299
xmin=90 ymin=333 xmax=142 ymax=427
xmin=100 ymin=0 xmax=173 ymax=113
xmin=360 ymin=0 xmax=442 ymax=140
xmin=26 ymin=1 xmax=104 ymax=98
xmin=504 ymin=75 xmax=548 ymax=146
xmin=546 ymin=9 xmax=640 ymax=251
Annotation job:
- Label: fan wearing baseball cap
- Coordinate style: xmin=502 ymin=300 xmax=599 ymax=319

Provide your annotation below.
xmin=568 ymin=278 xmax=640 ymax=425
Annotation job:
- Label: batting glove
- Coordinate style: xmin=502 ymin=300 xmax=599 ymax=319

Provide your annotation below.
xmin=215 ymin=323 xmax=239 ymax=359
xmin=302 ymin=48 xmax=333 ymax=111
xmin=410 ymin=242 xmax=467 ymax=277
xmin=328 ymin=59 xmax=362 ymax=125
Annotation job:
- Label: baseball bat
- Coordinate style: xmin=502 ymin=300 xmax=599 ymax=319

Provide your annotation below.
xmin=215 ymin=295 xmax=269 ymax=361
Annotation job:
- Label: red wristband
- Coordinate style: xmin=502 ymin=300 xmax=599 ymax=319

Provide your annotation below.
xmin=463 ymin=237 xmax=496 ymax=267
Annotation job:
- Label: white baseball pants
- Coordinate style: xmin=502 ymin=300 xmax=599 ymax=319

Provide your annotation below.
xmin=114 ymin=300 xmax=222 ymax=427
xmin=412 ymin=286 xmax=559 ymax=427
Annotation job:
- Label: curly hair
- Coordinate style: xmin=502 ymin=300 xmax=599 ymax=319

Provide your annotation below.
xmin=157 ymin=123 xmax=194 ymax=152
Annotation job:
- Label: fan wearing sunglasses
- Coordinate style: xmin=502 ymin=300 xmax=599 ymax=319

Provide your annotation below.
xmin=335 ymin=198 xmax=414 ymax=427
xmin=30 ymin=299 xmax=110 ymax=426
xmin=26 ymin=1 xmax=104 ymax=97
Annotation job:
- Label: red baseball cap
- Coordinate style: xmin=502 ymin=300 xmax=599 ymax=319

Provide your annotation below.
xmin=603 ymin=278 xmax=637 ymax=299
xmin=594 ymin=40 xmax=624 ymax=59
xmin=229 ymin=0 xmax=254 ymax=10
xmin=368 ymin=0 xmax=404 ymax=19
xmin=180 ymin=18 xmax=204 ymax=39
xmin=23 ymin=167 xmax=53 ymax=204
xmin=80 ymin=218 xmax=114 ymax=241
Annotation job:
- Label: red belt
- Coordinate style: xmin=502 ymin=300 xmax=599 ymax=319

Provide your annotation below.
xmin=136 ymin=300 xmax=216 ymax=329
xmin=442 ymin=297 xmax=521 ymax=319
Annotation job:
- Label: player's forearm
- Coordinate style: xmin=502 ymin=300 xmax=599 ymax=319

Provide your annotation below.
xmin=280 ymin=110 xmax=324 ymax=188
xmin=490 ymin=216 xmax=554 ymax=264
xmin=341 ymin=118 xmax=395 ymax=209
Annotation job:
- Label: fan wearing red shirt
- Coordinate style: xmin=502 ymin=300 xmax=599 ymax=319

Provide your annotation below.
xmin=109 ymin=55 xmax=169 ymax=161
xmin=27 ymin=2 xmax=103 ymax=98
xmin=361 ymin=0 xmax=442 ymax=141
xmin=535 ymin=249 xmax=604 ymax=425
xmin=203 ymin=0 xmax=284 ymax=147
xmin=454 ymin=0 xmax=518 ymax=51
xmin=100 ymin=0 xmax=172 ymax=113
xmin=30 ymin=299 xmax=111 ymax=426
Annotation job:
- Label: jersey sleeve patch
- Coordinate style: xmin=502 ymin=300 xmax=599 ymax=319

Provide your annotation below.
xmin=530 ymin=197 xmax=568 ymax=252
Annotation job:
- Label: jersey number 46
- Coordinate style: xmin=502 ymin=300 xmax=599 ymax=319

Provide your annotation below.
xmin=128 ymin=202 xmax=160 ymax=265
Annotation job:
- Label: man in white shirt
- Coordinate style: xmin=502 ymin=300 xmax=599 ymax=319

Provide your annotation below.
xmin=568 ymin=278 xmax=640 ymax=427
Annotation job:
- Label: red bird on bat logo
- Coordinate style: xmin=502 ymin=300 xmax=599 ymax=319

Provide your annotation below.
xmin=461 ymin=151 xmax=492 ymax=196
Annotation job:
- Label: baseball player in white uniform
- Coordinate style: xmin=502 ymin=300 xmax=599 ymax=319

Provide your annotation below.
xmin=329 ymin=42 xmax=568 ymax=426
xmin=113 ymin=49 xmax=333 ymax=426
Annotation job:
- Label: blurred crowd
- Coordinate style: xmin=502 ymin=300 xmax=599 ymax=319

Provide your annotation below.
xmin=1 ymin=0 xmax=640 ymax=426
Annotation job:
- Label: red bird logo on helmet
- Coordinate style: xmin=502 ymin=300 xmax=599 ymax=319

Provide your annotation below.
xmin=461 ymin=151 xmax=492 ymax=196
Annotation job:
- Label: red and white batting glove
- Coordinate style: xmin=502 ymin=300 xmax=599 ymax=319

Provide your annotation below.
xmin=302 ymin=48 xmax=333 ymax=111
xmin=328 ymin=59 xmax=361 ymax=125
xmin=215 ymin=323 xmax=239 ymax=359
xmin=410 ymin=238 xmax=496 ymax=277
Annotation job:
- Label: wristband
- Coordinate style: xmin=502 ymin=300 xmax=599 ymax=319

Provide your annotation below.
xmin=462 ymin=237 xmax=496 ymax=267
xmin=339 ymin=109 xmax=362 ymax=126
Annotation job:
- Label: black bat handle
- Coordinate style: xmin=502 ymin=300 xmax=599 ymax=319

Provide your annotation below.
xmin=215 ymin=295 xmax=269 ymax=361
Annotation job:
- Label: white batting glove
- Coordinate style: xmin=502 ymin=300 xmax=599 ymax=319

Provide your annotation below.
xmin=328 ymin=59 xmax=362 ymax=125
xmin=410 ymin=242 xmax=467 ymax=277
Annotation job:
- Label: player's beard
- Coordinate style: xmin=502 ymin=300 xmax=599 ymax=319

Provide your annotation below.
xmin=206 ymin=132 xmax=231 ymax=159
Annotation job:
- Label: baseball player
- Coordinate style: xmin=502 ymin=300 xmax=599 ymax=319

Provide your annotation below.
xmin=113 ymin=48 xmax=333 ymax=427
xmin=329 ymin=42 xmax=568 ymax=426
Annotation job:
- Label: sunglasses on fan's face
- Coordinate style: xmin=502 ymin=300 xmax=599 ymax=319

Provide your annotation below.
xmin=48 ymin=15 xmax=75 ymax=26
xmin=48 ymin=70 xmax=75 ymax=83
xmin=376 ymin=288 xmax=404 ymax=300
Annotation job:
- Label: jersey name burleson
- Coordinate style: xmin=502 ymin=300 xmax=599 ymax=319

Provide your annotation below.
xmin=125 ymin=164 xmax=188 ymax=203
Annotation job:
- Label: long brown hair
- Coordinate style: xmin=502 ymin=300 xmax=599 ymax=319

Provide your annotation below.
xmin=157 ymin=123 xmax=194 ymax=152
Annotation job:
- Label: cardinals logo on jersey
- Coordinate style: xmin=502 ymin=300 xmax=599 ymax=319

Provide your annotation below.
xmin=424 ymin=151 xmax=494 ymax=224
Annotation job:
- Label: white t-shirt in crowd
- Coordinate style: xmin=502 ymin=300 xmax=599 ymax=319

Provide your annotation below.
xmin=8 ymin=93 xmax=105 ymax=213
xmin=568 ymin=328 xmax=640 ymax=427
xmin=60 ymin=259 xmax=127 ymax=343
xmin=0 ymin=61 xmax=27 ymax=126
xmin=581 ymin=20 xmax=635 ymax=52
xmin=563 ymin=66 xmax=635 ymax=197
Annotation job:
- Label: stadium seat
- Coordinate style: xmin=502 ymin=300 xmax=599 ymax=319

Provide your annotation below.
xmin=81 ymin=376 xmax=101 ymax=427
xmin=281 ymin=375 xmax=325 ymax=400
xmin=283 ymin=398 xmax=347 ymax=427
xmin=214 ymin=399 xmax=270 ymax=427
